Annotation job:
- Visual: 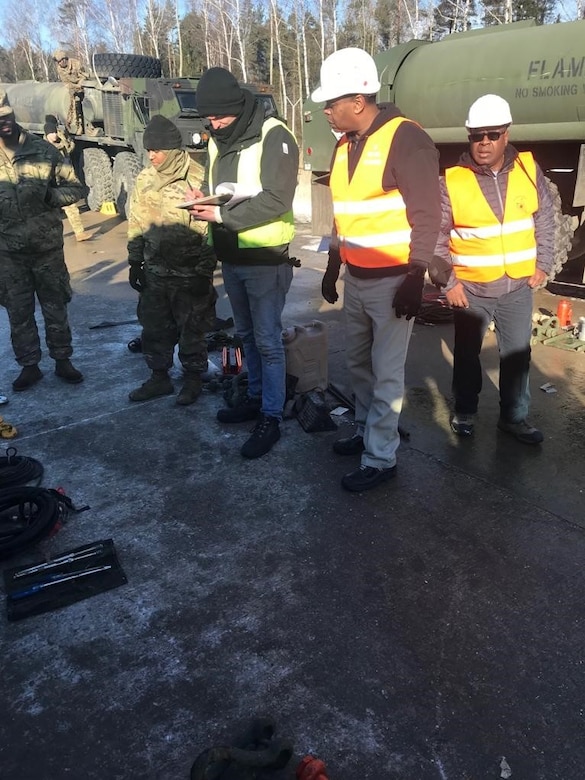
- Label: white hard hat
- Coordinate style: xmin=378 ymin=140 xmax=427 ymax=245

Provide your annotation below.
xmin=465 ymin=94 xmax=513 ymax=129
xmin=311 ymin=48 xmax=381 ymax=103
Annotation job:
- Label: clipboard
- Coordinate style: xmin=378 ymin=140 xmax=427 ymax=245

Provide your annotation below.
xmin=176 ymin=193 xmax=231 ymax=209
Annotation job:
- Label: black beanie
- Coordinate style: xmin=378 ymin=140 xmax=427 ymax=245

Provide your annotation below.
xmin=196 ymin=67 xmax=245 ymax=117
xmin=44 ymin=114 xmax=58 ymax=135
xmin=143 ymin=115 xmax=183 ymax=150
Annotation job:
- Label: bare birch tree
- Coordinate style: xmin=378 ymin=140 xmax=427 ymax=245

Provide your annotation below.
xmin=175 ymin=0 xmax=184 ymax=76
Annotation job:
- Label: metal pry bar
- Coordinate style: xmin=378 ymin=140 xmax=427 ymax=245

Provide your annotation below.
xmin=13 ymin=544 xmax=106 ymax=579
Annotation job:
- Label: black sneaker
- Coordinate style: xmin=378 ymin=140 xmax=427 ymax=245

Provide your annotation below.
xmin=341 ymin=464 xmax=397 ymax=492
xmin=333 ymin=434 xmax=365 ymax=455
xmin=450 ymin=413 xmax=474 ymax=436
xmin=217 ymin=395 xmax=261 ymax=423
xmin=497 ymin=419 xmax=543 ymax=445
xmin=241 ymin=415 xmax=281 ymax=459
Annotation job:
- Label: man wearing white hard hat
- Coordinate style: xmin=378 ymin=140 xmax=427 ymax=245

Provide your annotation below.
xmin=312 ymin=48 xmax=441 ymax=492
xmin=432 ymin=94 xmax=554 ymax=444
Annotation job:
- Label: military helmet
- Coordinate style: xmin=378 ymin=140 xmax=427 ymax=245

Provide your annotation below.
xmin=53 ymin=49 xmax=68 ymax=62
xmin=0 ymin=89 xmax=14 ymax=118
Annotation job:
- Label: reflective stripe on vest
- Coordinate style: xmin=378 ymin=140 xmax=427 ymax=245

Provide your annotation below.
xmin=445 ymin=152 xmax=538 ymax=282
xmin=330 ymin=117 xmax=411 ymax=269
xmin=208 ymin=116 xmax=295 ymax=249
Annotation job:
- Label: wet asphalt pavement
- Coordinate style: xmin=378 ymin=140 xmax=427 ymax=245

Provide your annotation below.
xmin=1 ymin=210 xmax=585 ymax=779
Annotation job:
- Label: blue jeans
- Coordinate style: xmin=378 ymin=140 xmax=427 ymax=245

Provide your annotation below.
xmin=453 ymin=284 xmax=533 ymax=423
xmin=222 ymin=262 xmax=293 ymax=419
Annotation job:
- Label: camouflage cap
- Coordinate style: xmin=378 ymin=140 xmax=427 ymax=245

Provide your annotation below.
xmin=53 ymin=49 xmax=68 ymax=62
xmin=0 ymin=89 xmax=14 ymax=118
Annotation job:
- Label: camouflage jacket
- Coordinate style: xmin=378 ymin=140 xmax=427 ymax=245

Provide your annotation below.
xmin=57 ymin=58 xmax=88 ymax=93
xmin=0 ymin=127 xmax=85 ymax=253
xmin=127 ymin=157 xmax=216 ymax=279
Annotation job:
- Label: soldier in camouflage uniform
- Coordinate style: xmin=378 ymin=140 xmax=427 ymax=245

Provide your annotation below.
xmin=0 ymin=91 xmax=85 ymax=390
xmin=127 ymin=115 xmax=217 ymax=406
xmin=43 ymin=115 xmax=92 ymax=242
xmin=53 ymin=50 xmax=89 ymax=134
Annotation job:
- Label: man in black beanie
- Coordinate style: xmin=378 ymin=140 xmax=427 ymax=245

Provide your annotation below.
xmin=190 ymin=67 xmax=299 ymax=459
xmin=126 ymin=114 xmax=217 ymax=406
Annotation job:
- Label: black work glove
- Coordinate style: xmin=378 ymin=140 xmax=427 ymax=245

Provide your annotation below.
xmin=190 ymin=275 xmax=211 ymax=298
xmin=129 ymin=264 xmax=147 ymax=293
xmin=428 ymin=255 xmax=453 ymax=289
xmin=393 ymin=267 xmax=425 ymax=320
xmin=322 ymin=250 xmax=342 ymax=304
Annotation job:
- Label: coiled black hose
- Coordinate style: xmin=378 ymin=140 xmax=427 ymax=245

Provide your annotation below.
xmin=0 ymin=447 xmax=44 ymax=488
xmin=0 ymin=486 xmax=69 ymax=560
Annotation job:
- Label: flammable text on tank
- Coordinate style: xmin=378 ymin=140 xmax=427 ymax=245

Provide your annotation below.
xmin=527 ymin=57 xmax=585 ymax=79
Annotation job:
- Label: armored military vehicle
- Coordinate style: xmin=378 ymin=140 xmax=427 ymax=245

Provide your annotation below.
xmin=1 ymin=53 xmax=277 ymax=218
xmin=303 ymin=19 xmax=585 ymax=287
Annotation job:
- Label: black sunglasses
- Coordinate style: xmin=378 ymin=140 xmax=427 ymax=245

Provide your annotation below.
xmin=468 ymin=129 xmax=507 ymax=143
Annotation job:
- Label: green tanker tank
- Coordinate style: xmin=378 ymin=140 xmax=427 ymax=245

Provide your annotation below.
xmin=303 ymin=19 xmax=585 ymax=286
xmin=1 ymin=54 xmax=277 ymax=218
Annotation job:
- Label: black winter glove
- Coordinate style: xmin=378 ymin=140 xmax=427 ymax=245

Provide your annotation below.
xmin=428 ymin=255 xmax=453 ymax=289
xmin=190 ymin=276 xmax=211 ymax=298
xmin=322 ymin=250 xmax=342 ymax=304
xmin=129 ymin=264 xmax=147 ymax=293
xmin=393 ymin=269 xmax=425 ymax=320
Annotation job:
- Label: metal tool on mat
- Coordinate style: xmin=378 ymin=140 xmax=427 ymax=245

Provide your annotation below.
xmin=10 ymin=565 xmax=112 ymax=600
xmin=13 ymin=544 xmax=106 ymax=578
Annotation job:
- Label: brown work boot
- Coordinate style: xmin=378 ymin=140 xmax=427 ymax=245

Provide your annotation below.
xmin=176 ymin=375 xmax=202 ymax=406
xmin=55 ymin=359 xmax=84 ymax=384
xmin=75 ymin=231 xmax=93 ymax=242
xmin=12 ymin=365 xmax=43 ymax=392
xmin=128 ymin=371 xmax=173 ymax=402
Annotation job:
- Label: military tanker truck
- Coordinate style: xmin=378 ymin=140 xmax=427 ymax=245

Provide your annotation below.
xmin=303 ymin=19 xmax=585 ymax=288
xmin=1 ymin=53 xmax=277 ymax=218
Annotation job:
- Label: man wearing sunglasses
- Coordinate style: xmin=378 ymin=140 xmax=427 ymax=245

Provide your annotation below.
xmin=432 ymin=94 xmax=554 ymax=444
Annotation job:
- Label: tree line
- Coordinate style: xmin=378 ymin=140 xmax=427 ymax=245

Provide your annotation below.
xmin=0 ymin=0 xmax=583 ymax=140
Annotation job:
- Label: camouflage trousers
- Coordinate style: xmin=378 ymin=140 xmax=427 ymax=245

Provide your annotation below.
xmin=67 ymin=93 xmax=83 ymax=134
xmin=0 ymin=247 xmax=73 ymax=366
xmin=137 ymin=272 xmax=217 ymax=374
xmin=63 ymin=204 xmax=84 ymax=236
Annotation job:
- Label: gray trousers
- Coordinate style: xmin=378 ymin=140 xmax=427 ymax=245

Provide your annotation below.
xmin=343 ymin=272 xmax=414 ymax=469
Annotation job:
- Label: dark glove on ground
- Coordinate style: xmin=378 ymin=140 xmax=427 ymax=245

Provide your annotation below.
xmin=393 ymin=270 xmax=425 ymax=320
xmin=190 ymin=276 xmax=211 ymax=297
xmin=322 ymin=251 xmax=342 ymax=304
xmin=129 ymin=264 xmax=147 ymax=293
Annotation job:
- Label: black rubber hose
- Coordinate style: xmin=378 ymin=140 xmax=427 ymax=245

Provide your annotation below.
xmin=0 ymin=447 xmax=44 ymax=488
xmin=0 ymin=486 xmax=65 ymax=560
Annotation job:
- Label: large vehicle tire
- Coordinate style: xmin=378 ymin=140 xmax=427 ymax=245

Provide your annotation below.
xmin=92 ymin=53 xmax=162 ymax=79
xmin=113 ymin=151 xmax=143 ymax=219
xmin=82 ymin=148 xmax=115 ymax=212
xmin=544 ymin=177 xmax=574 ymax=285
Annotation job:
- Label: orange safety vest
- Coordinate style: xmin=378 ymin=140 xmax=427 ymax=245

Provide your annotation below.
xmin=330 ymin=117 xmax=412 ymax=269
xmin=445 ymin=152 xmax=538 ymax=283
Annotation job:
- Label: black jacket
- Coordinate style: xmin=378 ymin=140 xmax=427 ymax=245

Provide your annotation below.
xmin=204 ymin=99 xmax=299 ymax=265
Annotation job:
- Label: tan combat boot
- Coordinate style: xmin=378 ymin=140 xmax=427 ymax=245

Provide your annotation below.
xmin=128 ymin=371 xmax=173 ymax=402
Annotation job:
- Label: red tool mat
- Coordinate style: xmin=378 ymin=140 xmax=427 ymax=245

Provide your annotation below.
xmin=3 ymin=538 xmax=127 ymax=621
